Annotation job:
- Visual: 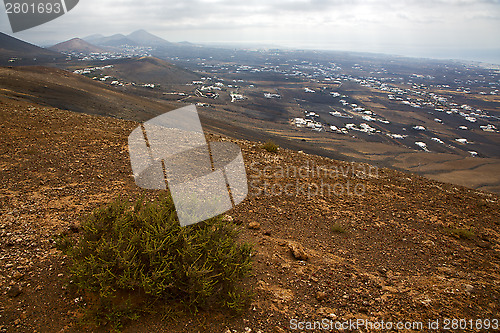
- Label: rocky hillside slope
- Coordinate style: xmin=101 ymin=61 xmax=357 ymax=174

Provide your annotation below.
xmin=0 ymin=95 xmax=499 ymax=332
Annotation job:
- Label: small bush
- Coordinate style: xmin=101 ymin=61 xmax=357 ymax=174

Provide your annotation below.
xmin=331 ymin=223 xmax=346 ymax=234
xmin=262 ymin=140 xmax=279 ymax=153
xmin=446 ymin=228 xmax=475 ymax=240
xmin=60 ymin=195 xmax=252 ymax=327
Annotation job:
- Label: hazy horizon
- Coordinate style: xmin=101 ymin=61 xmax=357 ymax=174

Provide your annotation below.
xmin=1 ymin=0 xmax=499 ymax=64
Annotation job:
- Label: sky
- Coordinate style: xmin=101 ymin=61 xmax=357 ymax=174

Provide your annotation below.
xmin=1 ymin=0 xmax=500 ymax=63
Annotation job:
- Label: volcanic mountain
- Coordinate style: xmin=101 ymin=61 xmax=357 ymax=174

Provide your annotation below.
xmin=100 ymin=56 xmax=199 ymax=85
xmin=126 ymin=29 xmax=172 ymax=47
xmin=82 ymin=33 xmax=138 ymax=47
xmin=83 ymin=30 xmax=171 ymax=48
xmin=49 ymin=38 xmax=108 ymax=54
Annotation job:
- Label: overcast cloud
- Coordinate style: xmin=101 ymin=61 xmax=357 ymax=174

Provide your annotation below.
xmin=1 ymin=0 xmax=499 ymax=63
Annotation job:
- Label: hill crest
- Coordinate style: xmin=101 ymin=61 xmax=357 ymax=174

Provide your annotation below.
xmin=82 ymin=30 xmax=170 ymax=48
xmin=127 ymin=29 xmax=171 ymax=46
xmin=100 ymin=56 xmax=199 ymax=85
xmin=49 ymin=38 xmax=108 ymax=54
xmin=0 ymin=32 xmax=61 ymax=63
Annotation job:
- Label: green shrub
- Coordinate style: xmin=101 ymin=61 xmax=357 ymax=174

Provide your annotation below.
xmin=59 ymin=195 xmax=253 ymax=327
xmin=446 ymin=228 xmax=475 ymax=240
xmin=331 ymin=223 xmax=346 ymax=234
xmin=262 ymin=140 xmax=279 ymax=153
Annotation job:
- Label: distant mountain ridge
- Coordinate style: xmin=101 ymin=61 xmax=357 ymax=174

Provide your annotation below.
xmin=82 ymin=34 xmax=105 ymax=43
xmin=90 ymin=34 xmax=138 ymax=47
xmin=82 ymin=30 xmax=171 ymax=48
xmin=68 ymin=30 xmax=215 ymax=60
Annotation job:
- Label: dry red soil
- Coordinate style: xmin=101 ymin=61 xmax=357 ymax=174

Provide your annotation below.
xmin=0 ymin=96 xmax=499 ymax=332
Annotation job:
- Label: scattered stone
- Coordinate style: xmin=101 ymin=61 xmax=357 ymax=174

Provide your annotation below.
xmin=477 ymin=241 xmax=492 ymax=249
xmin=248 ymin=222 xmax=261 ymax=230
xmin=7 ymin=285 xmax=22 ymax=298
xmin=480 ymin=234 xmax=490 ymax=241
xmin=274 ymin=327 xmax=286 ymax=333
xmin=244 ymin=327 xmax=252 ymax=333
xmin=317 ymin=307 xmax=336 ymax=318
xmin=68 ymin=223 xmax=80 ymax=233
xmin=12 ymin=271 xmax=24 ymax=281
xmin=315 ymin=291 xmax=327 ymax=301
xmin=222 ymin=215 xmax=234 ymax=223
xmin=464 ymin=284 xmax=474 ymax=294
xmin=382 ymin=285 xmax=398 ymax=293
xmin=359 ymin=307 xmax=369 ymax=314
xmin=414 ymin=296 xmax=432 ymax=307
xmin=288 ymin=242 xmax=308 ymax=261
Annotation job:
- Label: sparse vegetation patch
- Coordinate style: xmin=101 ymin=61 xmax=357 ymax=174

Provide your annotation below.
xmin=445 ymin=228 xmax=475 ymax=240
xmin=331 ymin=223 xmax=347 ymax=234
xmin=262 ymin=140 xmax=279 ymax=153
xmin=56 ymin=195 xmax=253 ymax=328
